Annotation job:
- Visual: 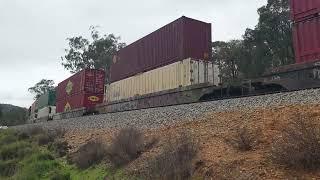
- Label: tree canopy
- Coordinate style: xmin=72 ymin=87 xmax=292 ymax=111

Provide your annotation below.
xmin=62 ymin=26 xmax=125 ymax=81
xmin=213 ymin=0 xmax=294 ymax=82
xmin=28 ymin=79 xmax=55 ymax=100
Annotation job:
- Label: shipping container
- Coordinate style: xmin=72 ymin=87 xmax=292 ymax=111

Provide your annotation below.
xmin=37 ymin=106 xmax=56 ymax=119
xmin=36 ymin=90 xmax=56 ymax=110
xmin=110 ymin=16 xmax=212 ymax=83
xmin=57 ymin=69 xmax=105 ymax=101
xmin=106 ymin=58 xmax=220 ymax=102
xmin=293 ymin=16 xmax=320 ymax=64
xmin=56 ymin=93 xmax=104 ymax=113
xmin=30 ymin=100 xmax=38 ymax=114
xmin=290 ymin=0 xmax=320 ymax=21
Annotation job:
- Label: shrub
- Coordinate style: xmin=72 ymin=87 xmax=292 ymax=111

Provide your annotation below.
xmin=17 ymin=152 xmax=60 ymax=180
xmin=0 ymin=160 xmax=17 ymax=177
xmin=106 ymin=127 xmax=144 ymax=167
xmin=226 ymin=127 xmax=258 ymax=151
xmin=17 ymin=131 xmax=30 ymax=140
xmin=37 ymin=133 xmax=54 ymax=145
xmin=0 ymin=141 xmax=33 ymax=161
xmin=70 ymin=140 xmax=107 ymax=169
xmin=0 ymin=130 xmax=18 ymax=146
xmin=49 ymin=140 xmax=70 ymax=157
xmin=145 ymin=133 xmax=198 ymax=180
xmin=271 ymin=115 xmax=320 ymax=170
xmin=46 ymin=128 xmax=66 ymax=140
xmin=26 ymin=126 xmax=46 ymax=136
xmin=49 ymin=171 xmax=71 ymax=180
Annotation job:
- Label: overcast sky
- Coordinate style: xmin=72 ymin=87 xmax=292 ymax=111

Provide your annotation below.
xmin=0 ymin=0 xmax=267 ymax=108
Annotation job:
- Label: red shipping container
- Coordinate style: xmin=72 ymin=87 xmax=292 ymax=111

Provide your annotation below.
xmin=110 ymin=16 xmax=212 ymax=83
xmin=56 ymin=93 xmax=104 ymax=113
xmin=290 ymin=0 xmax=320 ymax=21
xmin=293 ymin=16 xmax=320 ymax=64
xmin=57 ymin=69 xmax=105 ymax=101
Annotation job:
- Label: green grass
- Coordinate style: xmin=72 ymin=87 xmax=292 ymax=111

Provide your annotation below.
xmin=0 ymin=129 xmax=134 ymax=180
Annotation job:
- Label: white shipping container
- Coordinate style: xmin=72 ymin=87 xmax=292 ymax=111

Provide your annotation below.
xmin=37 ymin=106 xmax=56 ymax=119
xmin=106 ymin=58 xmax=220 ymax=102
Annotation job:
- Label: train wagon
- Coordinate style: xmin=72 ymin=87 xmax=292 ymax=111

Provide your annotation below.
xmin=54 ymin=69 xmax=105 ymax=119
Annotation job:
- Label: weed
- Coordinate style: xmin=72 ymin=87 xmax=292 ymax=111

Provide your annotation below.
xmin=271 ymin=115 xmax=320 ymax=170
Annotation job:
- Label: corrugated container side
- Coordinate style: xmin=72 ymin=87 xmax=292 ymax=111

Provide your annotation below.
xmin=38 ymin=106 xmax=56 ymax=119
xmin=56 ymin=93 xmax=103 ymax=113
xmin=106 ymin=58 xmax=219 ymax=102
xmin=293 ymin=17 xmax=320 ymax=64
xmin=57 ymin=70 xmax=84 ymax=101
xmin=290 ymin=0 xmax=320 ymax=21
xmin=57 ymin=69 xmax=105 ymax=101
xmin=37 ymin=91 xmax=56 ymax=110
xmin=183 ymin=18 xmax=212 ymax=61
xmin=110 ymin=16 xmax=212 ymax=83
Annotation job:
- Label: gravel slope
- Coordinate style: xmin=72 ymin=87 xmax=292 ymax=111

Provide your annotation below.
xmin=14 ymin=88 xmax=320 ymax=131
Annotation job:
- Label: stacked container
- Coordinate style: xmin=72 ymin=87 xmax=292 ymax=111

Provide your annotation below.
xmin=56 ymin=69 xmax=105 ymax=113
xmin=291 ymin=0 xmax=320 ymax=64
xmin=110 ymin=16 xmax=212 ymax=83
xmin=106 ymin=58 xmax=220 ymax=102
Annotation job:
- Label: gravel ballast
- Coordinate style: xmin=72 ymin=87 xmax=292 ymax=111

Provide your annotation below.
xmin=14 ymin=88 xmax=320 ymax=131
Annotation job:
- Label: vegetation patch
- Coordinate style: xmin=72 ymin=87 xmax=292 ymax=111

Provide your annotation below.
xmin=69 ymin=140 xmax=107 ymax=169
xmin=107 ymin=127 xmax=145 ymax=167
xmin=144 ymin=132 xmax=198 ymax=180
xmin=0 ymin=129 xmax=128 ymax=180
xmin=226 ymin=126 xmax=259 ymax=151
xmin=271 ymin=115 xmax=320 ymax=170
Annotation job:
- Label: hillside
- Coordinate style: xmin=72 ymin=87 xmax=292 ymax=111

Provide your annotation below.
xmin=64 ymin=104 xmax=320 ymax=179
xmin=0 ymin=104 xmax=27 ymax=126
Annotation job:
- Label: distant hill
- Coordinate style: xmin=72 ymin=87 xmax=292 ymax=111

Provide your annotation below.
xmin=0 ymin=104 xmax=28 ymax=126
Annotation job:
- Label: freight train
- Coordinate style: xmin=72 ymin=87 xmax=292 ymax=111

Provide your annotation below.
xmin=28 ymin=1 xmax=320 ymax=122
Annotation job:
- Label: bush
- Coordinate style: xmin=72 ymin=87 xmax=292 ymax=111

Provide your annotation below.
xmin=49 ymin=171 xmax=71 ymax=180
xmin=70 ymin=140 xmax=106 ymax=169
xmin=37 ymin=133 xmax=54 ymax=145
xmin=17 ymin=152 xmax=60 ymax=180
xmin=26 ymin=126 xmax=46 ymax=136
xmin=271 ymin=115 xmax=320 ymax=170
xmin=20 ymin=126 xmax=65 ymax=142
xmin=226 ymin=127 xmax=258 ymax=151
xmin=17 ymin=131 xmax=30 ymax=140
xmin=106 ymin=128 xmax=144 ymax=167
xmin=0 ymin=130 xmax=18 ymax=146
xmin=0 ymin=141 xmax=33 ymax=161
xmin=0 ymin=160 xmax=17 ymax=177
xmin=49 ymin=140 xmax=70 ymax=157
xmin=145 ymin=133 xmax=198 ymax=180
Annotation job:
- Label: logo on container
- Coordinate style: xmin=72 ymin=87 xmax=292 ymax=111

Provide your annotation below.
xmin=66 ymin=81 xmax=73 ymax=95
xmin=88 ymin=96 xmax=100 ymax=102
xmin=64 ymin=102 xmax=71 ymax=112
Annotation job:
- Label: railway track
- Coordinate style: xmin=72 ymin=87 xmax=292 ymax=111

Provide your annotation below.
xmin=97 ymin=87 xmax=308 ymax=115
xmin=17 ymin=87 xmax=320 ymax=131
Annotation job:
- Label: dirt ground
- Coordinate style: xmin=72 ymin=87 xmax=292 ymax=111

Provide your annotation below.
xmin=64 ymin=104 xmax=320 ymax=179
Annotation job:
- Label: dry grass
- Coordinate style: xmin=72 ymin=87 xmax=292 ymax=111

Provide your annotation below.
xmin=144 ymin=132 xmax=198 ymax=180
xmin=69 ymin=140 xmax=107 ymax=169
xmin=226 ymin=126 xmax=259 ymax=151
xmin=271 ymin=114 xmax=320 ymax=170
xmin=106 ymin=127 xmax=144 ymax=167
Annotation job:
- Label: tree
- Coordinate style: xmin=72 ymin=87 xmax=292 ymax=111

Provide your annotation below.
xmin=213 ymin=0 xmax=294 ymax=80
xmin=241 ymin=0 xmax=294 ymax=76
xmin=212 ymin=40 xmax=245 ymax=83
xmin=62 ymin=26 xmax=125 ymax=81
xmin=28 ymin=79 xmax=55 ymax=99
